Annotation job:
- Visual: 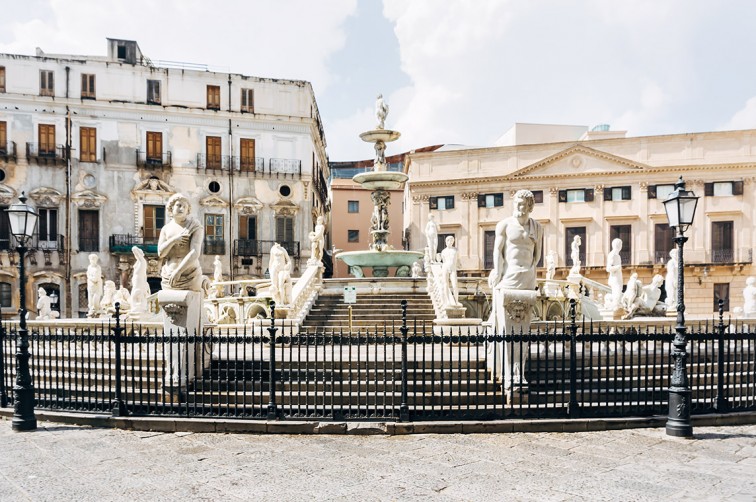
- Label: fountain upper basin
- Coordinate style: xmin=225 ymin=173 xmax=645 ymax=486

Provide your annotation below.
xmin=352 ymin=171 xmax=408 ymax=190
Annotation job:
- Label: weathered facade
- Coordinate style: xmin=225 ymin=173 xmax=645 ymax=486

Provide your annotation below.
xmin=403 ymin=125 xmax=756 ymax=315
xmin=0 ymin=39 xmax=329 ymax=318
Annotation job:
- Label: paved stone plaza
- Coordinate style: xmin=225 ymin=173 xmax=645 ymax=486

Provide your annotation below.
xmin=0 ymin=419 xmax=754 ymax=501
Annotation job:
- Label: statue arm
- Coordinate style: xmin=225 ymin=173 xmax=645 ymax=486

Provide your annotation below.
xmin=533 ymin=221 xmax=543 ymax=268
xmin=489 ymin=220 xmax=506 ymax=287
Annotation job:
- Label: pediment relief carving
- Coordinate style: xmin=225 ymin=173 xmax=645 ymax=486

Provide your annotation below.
xmin=131 ymin=176 xmax=176 ymax=202
xmin=511 ymin=145 xmax=649 ymax=179
xmin=271 ymin=199 xmax=299 ymax=216
xmin=200 ymin=195 xmax=228 ymax=208
xmin=72 ymin=190 xmax=107 ymax=208
xmin=234 ymin=196 xmax=264 ymax=215
xmin=0 ymin=184 xmax=17 ymax=205
xmin=29 ymin=187 xmax=63 ymax=207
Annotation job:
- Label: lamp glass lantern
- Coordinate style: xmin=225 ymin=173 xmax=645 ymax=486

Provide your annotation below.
xmin=6 ymin=194 xmax=38 ymax=244
xmin=662 ymin=177 xmax=698 ymax=232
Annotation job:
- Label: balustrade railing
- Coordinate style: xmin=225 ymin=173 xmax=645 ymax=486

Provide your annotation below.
xmin=203 ymin=237 xmax=225 ymax=256
xmin=136 ymin=150 xmax=172 ymax=168
xmin=26 ymin=143 xmax=67 ymax=164
xmin=109 ymin=234 xmax=158 ymax=254
xmin=233 ymin=239 xmax=300 ymax=258
xmin=0 ymin=141 xmax=16 ymax=162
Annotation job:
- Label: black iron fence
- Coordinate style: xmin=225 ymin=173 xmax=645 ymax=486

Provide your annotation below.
xmin=1 ymin=303 xmax=754 ymax=421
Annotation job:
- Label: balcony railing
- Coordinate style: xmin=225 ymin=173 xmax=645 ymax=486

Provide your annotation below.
xmin=710 ymin=248 xmax=752 ymax=264
xmin=26 ymin=143 xmax=67 ymax=165
xmin=136 ymin=150 xmax=172 ymax=168
xmin=196 ymin=154 xmax=232 ymax=171
xmin=0 ymin=141 xmax=17 ymax=162
xmin=234 ymin=239 xmax=300 ymax=258
xmin=79 ymin=237 xmax=100 ymax=253
xmin=269 ymin=158 xmax=302 ymax=175
xmin=619 ymin=251 xmax=631 ymax=266
xmin=204 ymin=236 xmax=225 ymax=255
xmin=654 ymin=249 xmax=674 ymax=264
xmin=233 ymin=156 xmax=265 ymax=173
xmin=30 ymin=233 xmax=65 ymax=251
xmin=109 ymin=234 xmax=158 ymax=255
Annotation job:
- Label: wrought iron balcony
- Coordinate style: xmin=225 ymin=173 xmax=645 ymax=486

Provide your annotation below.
xmin=196 ymin=153 xmax=232 ymax=171
xmin=234 ymin=239 xmax=300 ymax=258
xmin=109 ymin=234 xmax=158 ymax=255
xmin=204 ymin=236 xmax=225 ymax=255
xmin=619 ymin=251 xmax=632 ymax=266
xmin=136 ymin=150 xmax=172 ymax=168
xmin=0 ymin=141 xmax=17 ymax=163
xmin=269 ymin=158 xmax=302 ymax=176
xmin=709 ymin=248 xmax=752 ymax=264
xmin=232 ymin=156 xmax=265 ymax=173
xmin=30 ymin=233 xmax=65 ymax=251
xmin=26 ymin=143 xmax=67 ymax=165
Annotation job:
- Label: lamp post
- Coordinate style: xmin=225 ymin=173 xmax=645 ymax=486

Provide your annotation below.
xmin=5 ymin=192 xmax=39 ymax=432
xmin=662 ymin=176 xmax=699 ymax=438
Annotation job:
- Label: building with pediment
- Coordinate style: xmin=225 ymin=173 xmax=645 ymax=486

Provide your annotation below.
xmin=0 ymin=39 xmax=329 ymax=317
xmin=403 ymin=124 xmax=755 ymax=315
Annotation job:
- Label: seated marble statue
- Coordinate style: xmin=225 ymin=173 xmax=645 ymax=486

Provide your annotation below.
xmin=622 ymin=274 xmax=665 ymax=319
xmin=113 ymin=286 xmax=131 ymax=311
xmin=158 ymin=193 xmax=204 ymax=292
xmin=36 ymin=288 xmax=59 ymax=320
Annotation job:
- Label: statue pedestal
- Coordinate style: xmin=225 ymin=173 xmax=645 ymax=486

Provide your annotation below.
xmin=442 ymin=305 xmax=466 ymax=319
xmin=158 ymin=289 xmax=208 ymax=395
xmin=274 ymin=306 xmax=291 ymax=319
xmin=566 ymin=272 xmax=583 ymax=284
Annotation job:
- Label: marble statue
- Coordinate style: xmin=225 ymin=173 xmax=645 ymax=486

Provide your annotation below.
xmin=209 ymin=255 xmax=224 ymax=299
xmin=411 ymin=260 xmax=423 ymax=278
xmin=439 ymin=235 xmax=461 ymax=308
xmin=269 ymin=243 xmax=293 ymax=306
xmin=308 ymin=216 xmax=325 ymax=265
xmin=100 ymin=280 xmax=117 ymax=312
xmin=86 ymin=253 xmax=103 ymax=317
xmin=622 ymin=273 xmax=665 ymax=319
xmin=129 ymin=246 xmax=150 ymax=314
xmin=605 ymin=238 xmax=624 ymax=310
xmin=744 ymin=276 xmax=756 ymax=317
xmin=487 ymin=189 xmax=543 ymax=391
xmin=375 ymin=93 xmax=389 ymax=129
xmin=374 ymin=140 xmax=387 ymax=168
xmin=543 ymin=250 xmax=558 ymax=296
xmin=113 ymin=286 xmax=131 ymax=311
xmin=158 ymin=194 xmax=204 ymax=292
xmin=36 ymin=288 xmax=59 ymax=320
xmin=425 ymin=214 xmax=439 ymax=262
xmin=213 ymin=255 xmax=223 ymax=283
xmin=665 ymin=248 xmax=678 ymax=309
xmin=570 ymin=235 xmax=582 ymax=276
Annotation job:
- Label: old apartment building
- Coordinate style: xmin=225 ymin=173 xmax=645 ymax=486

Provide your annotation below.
xmin=403 ymin=124 xmax=756 ymax=315
xmin=0 ymin=38 xmax=329 ymax=317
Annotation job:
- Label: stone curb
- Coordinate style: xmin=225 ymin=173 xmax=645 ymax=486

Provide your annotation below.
xmin=2 ymin=408 xmax=755 ymax=435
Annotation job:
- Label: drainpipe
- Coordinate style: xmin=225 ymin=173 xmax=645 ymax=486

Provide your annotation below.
xmin=64 ymin=67 xmax=72 ymax=318
xmin=227 ymin=74 xmax=234 ymax=281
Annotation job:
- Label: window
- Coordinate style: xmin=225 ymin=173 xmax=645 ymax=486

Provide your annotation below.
xmin=484 ymin=230 xmax=495 ymax=269
xmin=208 ymin=181 xmax=221 ymax=193
xmin=605 ymin=186 xmax=631 ymax=201
xmin=206 ymin=136 xmax=222 ymax=169
xmin=478 ymin=193 xmax=503 ymax=208
xmin=348 ymin=229 xmax=359 ymax=243
xmin=81 ymin=74 xmax=96 ymax=99
xmin=713 ymin=283 xmax=730 ymax=312
xmin=276 ymin=216 xmax=294 ymax=243
xmin=80 ymin=127 xmax=96 ymax=162
xmin=78 ymin=210 xmax=99 ymax=252
xmin=0 ymin=282 xmax=11 ymax=308
xmin=146 ymin=131 xmax=162 ymax=163
xmin=711 ymin=221 xmax=734 ymax=263
xmin=0 ymin=121 xmax=6 ymax=153
xmin=558 ymin=188 xmax=594 ymax=203
xmin=240 ymin=138 xmax=256 ymax=171
xmin=38 ymin=208 xmax=58 ymax=244
xmin=565 ymin=227 xmax=586 ymax=267
xmin=241 ymin=88 xmax=254 ymax=113
xmin=143 ymin=205 xmax=165 ymax=242
xmin=38 ymin=124 xmax=56 ymax=156
xmin=429 ymin=195 xmax=454 ymax=211
xmin=207 ymin=85 xmax=221 ymax=110
xmin=205 ymin=214 xmax=225 ymax=254
xmin=239 ymin=215 xmax=257 ymax=240
xmin=609 ymin=225 xmax=632 ymax=265
xmin=40 ymin=70 xmax=54 ymax=96
xmin=0 ymin=205 xmax=9 ymax=250
xmin=147 ymin=80 xmax=161 ymax=104
xmin=347 ymin=200 xmax=359 ymax=213
xmin=649 ymin=184 xmax=675 ymax=199
xmin=654 ymin=223 xmax=674 ymax=264
xmin=0 ymin=66 xmax=5 ymax=93
xmin=532 ymin=190 xmax=544 ymax=204
xmin=117 ymin=44 xmax=127 ymax=60
xmin=705 ymin=181 xmax=744 ymax=197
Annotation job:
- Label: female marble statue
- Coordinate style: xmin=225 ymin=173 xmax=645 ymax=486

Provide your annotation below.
xmin=605 ymin=238 xmax=624 ymax=309
xmin=308 ymin=216 xmax=325 ymax=264
xmin=665 ymin=248 xmax=678 ymax=309
xmin=158 ymin=194 xmax=204 ymax=292
xmin=570 ymin=235 xmax=582 ymax=275
xmin=130 ymin=246 xmax=150 ymax=314
xmin=425 ymin=214 xmax=439 ymax=262
xmin=86 ymin=253 xmax=103 ymax=317
xmin=439 ymin=235 xmax=461 ymax=307
xmin=375 ymin=93 xmax=389 ymax=129
xmin=269 ymin=243 xmax=292 ymax=306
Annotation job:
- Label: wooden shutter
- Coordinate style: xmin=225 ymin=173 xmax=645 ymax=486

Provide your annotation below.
xmin=143 ymin=205 xmax=165 ymax=240
xmin=0 ymin=66 xmax=5 ymax=92
xmin=704 ymin=183 xmax=714 ymax=196
xmin=207 ymin=85 xmax=220 ymax=110
xmin=0 ymin=121 xmax=5 ymax=150
xmin=78 ymin=210 xmax=99 ymax=252
xmin=603 ymin=188 xmax=612 ymax=201
xmin=622 ymin=186 xmax=631 ymax=200
xmin=647 ymin=185 xmax=657 ymax=199
xmin=241 ymin=89 xmax=254 ymax=112
xmin=733 ymin=180 xmax=744 ymax=195
xmin=494 ymin=193 xmax=503 ymax=206
xmin=429 ymin=197 xmax=438 ymax=209
xmin=80 ymin=127 xmax=96 ymax=162
xmin=477 ymin=194 xmax=485 ymax=207
xmin=276 ymin=217 xmax=294 ymax=243
xmin=81 ymin=74 xmax=95 ymax=98
xmin=585 ymin=189 xmax=594 ymax=202
xmin=206 ymin=136 xmax=222 ymax=169
xmin=240 ymin=138 xmax=255 ymax=171
xmin=146 ymin=132 xmax=162 ymax=160
xmin=39 ymin=124 xmax=55 ymax=154
xmin=558 ymin=190 xmax=567 ymax=203
xmin=447 ymin=196 xmax=455 ymax=209
xmin=484 ymin=230 xmax=495 ymax=269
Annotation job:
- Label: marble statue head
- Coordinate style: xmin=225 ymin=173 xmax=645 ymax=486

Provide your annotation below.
xmin=512 ymin=190 xmax=535 ymax=217
xmin=611 ymin=238 xmax=622 ymax=251
xmin=166 ymin=193 xmax=191 ymax=218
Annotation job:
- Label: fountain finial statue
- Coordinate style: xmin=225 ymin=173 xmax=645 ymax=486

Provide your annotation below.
xmin=375 ymin=93 xmax=389 ymax=129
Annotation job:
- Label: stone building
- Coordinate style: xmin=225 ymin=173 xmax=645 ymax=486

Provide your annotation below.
xmin=403 ymin=124 xmax=756 ymax=315
xmin=0 ymin=38 xmax=329 ymax=318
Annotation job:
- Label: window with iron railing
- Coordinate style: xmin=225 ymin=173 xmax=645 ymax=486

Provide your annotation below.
xmin=711 ymin=221 xmax=734 ymax=263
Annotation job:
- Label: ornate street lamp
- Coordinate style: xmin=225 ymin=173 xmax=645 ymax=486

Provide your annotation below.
xmin=662 ymin=176 xmax=698 ymax=438
xmin=5 ymin=192 xmax=39 ymax=432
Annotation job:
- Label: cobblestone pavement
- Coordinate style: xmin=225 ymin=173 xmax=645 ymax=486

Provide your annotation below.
xmin=0 ymin=419 xmax=754 ymax=501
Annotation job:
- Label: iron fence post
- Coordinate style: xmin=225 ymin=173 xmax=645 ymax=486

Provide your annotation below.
xmin=399 ymin=299 xmax=409 ymax=422
xmin=111 ymin=303 xmax=127 ymax=416
xmin=0 ymin=305 xmax=7 ymax=408
xmin=714 ymin=299 xmax=729 ymax=412
xmin=267 ymin=301 xmax=278 ymax=420
xmin=568 ymin=299 xmax=580 ymax=418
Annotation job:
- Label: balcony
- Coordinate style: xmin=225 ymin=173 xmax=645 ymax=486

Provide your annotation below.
xmin=269 ymin=158 xmax=302 ymax=176
xmin=26 ymin=143 xmax=67 ymax=165
xmin=197 ymin=154 xmax=232 ymax=171
xmin=204 ymin=236 xmax=225 ymax=255
xmin=0 ymin=141 xmax=17 ymax=163
xmin=30 ymin=233 xmax=65 ymax=251
xmin=232 ymin=156 xmax=265 ymax=173
xmin=234 ymin=239 xmax=300 ymax=258
xmin=709 ymin=248 xmax=752 ymax=264
xmin=109 ymin=234 xmax=158 ymax=255
xmin=136 ymin=150 xmax=172 ymax=169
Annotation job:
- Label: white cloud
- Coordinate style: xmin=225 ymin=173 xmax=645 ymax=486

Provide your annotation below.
xmin=722 ymin=96 xmax=756 ymax=131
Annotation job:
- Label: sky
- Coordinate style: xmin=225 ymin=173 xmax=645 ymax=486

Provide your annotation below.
xmin=2 ymin=0 xmax=756 ymax=161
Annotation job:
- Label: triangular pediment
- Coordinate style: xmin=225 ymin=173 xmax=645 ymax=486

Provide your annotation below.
xmin=29 ymin=187 xmax=63 ymax=207
xmin=0 ymin=184 xmax=17 ymax=205
xmin=72 ymin=190 xmax=108 ymax=208
xmin=511 ymin=145 xmax=649 ymax=179
xmin=200 ymin=195 xmax=228 ymax=208
xmin=234 ymin=196 xmax=264 ymax=215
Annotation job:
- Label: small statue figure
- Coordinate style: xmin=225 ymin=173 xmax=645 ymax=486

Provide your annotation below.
xmin=545 ymin=251 xmax=556 ymax=281
xmin=86 ymin=253 xmax=103 ymax=317
xmin=570 ymin=235 xmax=582 ymax=276
xmin=308 ymin=216 xmax=325 ymax=265
xmin=36 ymin=287 xmax=59 ymax=320
xmin=605 ymin=238 xmax=624 ymax=310
xmin=158 ymin=193 xmax=204 ymax=292
xmin=269 ymin=243 xmax=292 ymax=306
xmin=374 ymin=141 xmax=387 ymax=170
xmin=113 ymin=286 xmax=132 ymax=311
xmin=213 ymin=255 xmax=223 ymax=283
xmin=411 ymin=260 xmax=423 ymax=278
xmin=665 ymin=248 xmax=678 ymax=309
xmin=439 ymin=235 xmax=461 ymax=308
xmin=622 ymin=274 xmax=665 ymax=319
xmin=130 ymin=246 xmax=150 ymax=314
xmin=425 ymin=214 xmax=439 ymax=262
xmin=375 ymin=93 xmax=389 ymax=129
xmin=100 ymin=280 xmax=117 ymax=312
xmin=744 ymin=276 xmax=756 ymax=317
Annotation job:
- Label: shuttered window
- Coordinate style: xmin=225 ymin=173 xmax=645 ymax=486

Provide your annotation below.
xmin=206 ymin=136 xmax=222 ymax=169
xmin=240 ymin=138 xmax=256 ymax=171
xmin=239 ymin=215 xmax=257 ymax=240
xmin=276 ymin=217 xmax=294 ymax=243
xmin=654 ymin=223 xmax=674 ymax=264
xmin=38 ymin=208 xmax=58 ymax=242
xmin=0 ymin=121 xmax=6 ymax=152
xmin=81 ymin=74 xmax=96 ymax=99
xmin=80 ymin=127 xmax=96 ymax=162
xmin=39 ymin=124 xmax=55 ymax=156
xmin=0 ymin=205 xmax=9 ymax=251
xmin=429 ymin=196 xmax=454 ymax=210
xmin=78 ymin=210 xmax=99 ymax=252
xmin=40 ymin=70 xmax=54 ymax=96
xmin=241 ymin=88 xmax=254 ymax=112
xmin=484 ymin=230 xmax=495 ymax=270
xmin=711 ymin=221 xmax=734 ymax=263
xmin=0 ymin=282 xmax=11 ymax=308
xmin=207 ymin=85 xmax=221 ymax=110
xmin=477 ymin=193 xmax=504 ymax=208
xmin=0 ymin=66 xmax=5 ymax=93
xmin=704 ymin=181 xmax=744 ymax=197
xmin=143 ymin=205 xmax=165 ymax=242
xmin=147 ymin=80 xmax=161 ymax=104
xmin=604 ymin=186 xmax=631 ymax=201
xmin=146 ymin=132 xmax=162 ymax=162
